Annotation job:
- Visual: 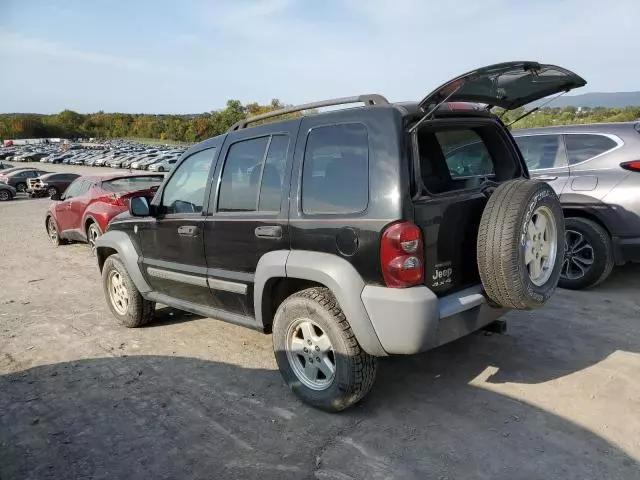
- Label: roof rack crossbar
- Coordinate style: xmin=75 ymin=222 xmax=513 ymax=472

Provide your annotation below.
xmin=227 ymin=94 xmax=389 ymax=132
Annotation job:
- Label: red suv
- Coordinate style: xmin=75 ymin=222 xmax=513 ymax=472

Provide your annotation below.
xmin=45 ymin=173 xmax=164 ymax=249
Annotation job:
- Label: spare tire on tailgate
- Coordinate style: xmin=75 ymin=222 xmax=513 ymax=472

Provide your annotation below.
xmin=477 ymin=179 xmax=564 ymax=310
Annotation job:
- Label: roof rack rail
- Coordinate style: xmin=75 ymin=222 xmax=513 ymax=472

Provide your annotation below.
xmin=227 ymin=94 xmax=389 ymax=132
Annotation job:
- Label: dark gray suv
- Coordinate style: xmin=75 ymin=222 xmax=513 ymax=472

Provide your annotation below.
xmin=95 ymin=61 xmax=586 ymax=411
xmin=512 ymin=123 xmax=640 ymax=289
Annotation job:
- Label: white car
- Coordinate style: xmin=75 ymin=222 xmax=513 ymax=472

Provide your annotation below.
xmin=148 ymin=157 xmax=179 ymax=172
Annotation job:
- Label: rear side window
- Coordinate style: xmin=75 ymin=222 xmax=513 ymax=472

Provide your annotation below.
xmin=514 ymin=134 xmax=567 ymax=170
xmin=259 ymin=135 xmax=289 ymax=211
xmin=218 ymin=137 xmax=269 ymax=212
xmin=102 ymin=176 xmax=164 ymax=192
xmin=437 ymin=130 xmax=494 ymax=178
xmin=564 ymin=134 xmax=617 ymax=165
xmin=302 ymin=124 xmax=369 ymax=214
xmin=218 ymin=135 xmax=289 ymax=212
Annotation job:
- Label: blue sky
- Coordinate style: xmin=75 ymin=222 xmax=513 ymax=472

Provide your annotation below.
xmin=1 ymin=0 xmax=638 ymax=114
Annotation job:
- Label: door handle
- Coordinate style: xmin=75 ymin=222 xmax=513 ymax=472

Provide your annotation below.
xmin=177 ymin=225 xmax=199 ymax=237
xmin=255 ymin=225 xmax=282 ymax=239
xmin=535 ymin=175 xmax=558 ymax=181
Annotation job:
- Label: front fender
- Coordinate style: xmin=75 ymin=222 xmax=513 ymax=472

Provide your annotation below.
xmin=95 ymin=230 xmax=151 ymax=293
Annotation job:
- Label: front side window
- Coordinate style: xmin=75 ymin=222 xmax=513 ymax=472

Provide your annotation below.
xmin=161 ymin=147 xmax=216 ymax=214
xmin=302 ymin=124 xmax=369 ymax=214
xmin=514 ymin=134 xmax=566 ymax=170
xmin=63 ymin=178 xmax=84 ymax=199
xmin=77 ymin=180 xmax=93 ymax=196
xmin=564 ymin=134 xmax=618 ymax=165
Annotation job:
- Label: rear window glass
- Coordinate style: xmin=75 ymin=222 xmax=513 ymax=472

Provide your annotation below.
xmin=102 ymin=176 xmax=163 ymax=192
xmin=436 ymin=130 xmax=494 ymax=178
xmin=416 ymin=125 xmax=518 ymax=195
xmin=302 ymin=124 xmax=369 ymax=214
xmin=564 ymin=134 xmax=617 ymax=165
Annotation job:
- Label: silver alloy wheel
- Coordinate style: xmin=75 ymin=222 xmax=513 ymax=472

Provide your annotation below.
xmin=524 ymin=205 xmax=558 ymax=286
xmin=16 ymin=183 xmax=26 ymax=193
xmin=562 ymin=229 xmax=595 ymax=280
xmin=285 ymin=318 xmax=336 ymax=391
xmin=0 ymin=190 xmax=9 ymax=201
xmin=108 ymin=270 xmax=129 ymax=315
xmin=47 ymin=187 xmax=57 ymax=197
xmin=87 ymin=224 xmax=100 ymax=253
xmin=47 ymin=217 xmax=58 ymax=244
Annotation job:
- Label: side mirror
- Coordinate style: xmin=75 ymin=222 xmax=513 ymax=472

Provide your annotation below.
xmin=129 ymin=196 xmax=150 ymax=217
xmin=50 ymin=193 xmax=61 ymax=201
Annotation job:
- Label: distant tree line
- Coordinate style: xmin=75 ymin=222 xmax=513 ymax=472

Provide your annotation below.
xmin=498 ymin=106 xmax=640 ymax=129
xmin=1 ymin=101 xmax=640 ymax=143
xmin=0 ymin=99 xmax=289 ymax=143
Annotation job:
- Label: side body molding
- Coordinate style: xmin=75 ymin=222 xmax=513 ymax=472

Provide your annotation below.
xmin=95 ymin=230 xmax=152 ymax=293
xmin=254 ymin=250 xmax=387 ymax=356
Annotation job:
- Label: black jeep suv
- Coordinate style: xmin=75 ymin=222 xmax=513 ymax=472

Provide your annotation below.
xmin=95 ymin=62 xmax=585 ymax=411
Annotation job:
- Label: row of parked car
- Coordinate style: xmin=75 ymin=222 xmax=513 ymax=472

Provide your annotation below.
xmin=0 ymin=141 xmax=187 ymax=173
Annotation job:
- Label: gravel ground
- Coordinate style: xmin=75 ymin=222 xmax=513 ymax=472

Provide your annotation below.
xmin=1 ymin=164 xmax=639 ymax=479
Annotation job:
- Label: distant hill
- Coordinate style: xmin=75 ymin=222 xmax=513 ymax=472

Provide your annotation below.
xmin=532 ymin=91 xmax=640 ymax=109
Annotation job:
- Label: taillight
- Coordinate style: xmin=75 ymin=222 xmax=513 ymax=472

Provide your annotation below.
xmin=621 ymin=161 xmax=640 ymax=172
xmin=380 ymin=222 xmax=424 ymax=288
xmin=110 ymin=193 xmax=129 ymax=207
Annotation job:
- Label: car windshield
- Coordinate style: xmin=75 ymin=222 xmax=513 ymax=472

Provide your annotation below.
xmin=101 ymin=176 xmax=163 ymax=192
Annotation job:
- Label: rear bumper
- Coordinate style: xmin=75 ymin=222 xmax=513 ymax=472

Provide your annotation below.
xmin=613 ymin=236 xmax=640 ymax=264
xmin=361 ymin=284 xmax=507 ymax=355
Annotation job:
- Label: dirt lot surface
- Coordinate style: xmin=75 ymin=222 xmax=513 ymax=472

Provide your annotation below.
xmin=1 ymin=165 xmax=639 ymax=479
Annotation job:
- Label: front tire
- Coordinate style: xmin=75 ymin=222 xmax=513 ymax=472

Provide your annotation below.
xmin=102 ymin=254 xmax=155 ymax=327
xmin=272 ymin=287 xmax=377 ymax=412
xmin=0 ymin=190 xmax=11 ymax=201
xmin=46 ymin=216 xmax=61 ymax=246
xmin=559 ymin=217 xmax=614 ymax=290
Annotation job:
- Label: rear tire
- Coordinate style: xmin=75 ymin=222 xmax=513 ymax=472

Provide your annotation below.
xmin=477 ymin=180 xmax=564 ymax=310
xmin=272 ymin=287 xmax=377 ymax=412
xmin=86 ymin=222 xmax=102 ymax=254
xmin=102 ymin=254 xmax=155 ymax=327
xmin=559 ymin=217 xmax=614 ymax=290
xmin=47 ymin=186 xmax=58 ymax=198
xmin=15 ymin=183 xmax=27 ymax=193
